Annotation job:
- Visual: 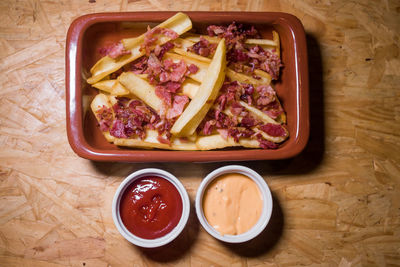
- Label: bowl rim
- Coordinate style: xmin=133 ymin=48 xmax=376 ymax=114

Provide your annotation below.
xmin=66 ymin=11 xmax=309 ymax=162
xmin=195 ymin=165 xmax=273 ymax=243
xmin=112 ymin=168 xmax=190 ymax=248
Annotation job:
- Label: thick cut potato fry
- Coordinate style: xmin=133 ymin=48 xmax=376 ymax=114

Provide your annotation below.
xmin=171 ymin=47 xmax=212 ymax=63
xmin=91 ymin=93 xmax=112 ymax=113
xmin=239 ymin=101 xmax=279 ymax=124
xmin=274 ymin=97 xmax=286 ymax=123
xmin=196 ymin=134 xmax=259 ymax=150
xmin=273 ymin=30 xmax=280 ymax=57
xmin=181 ymin=78 xmax=200 ymax=99
xmin=118 ymin=72 xmax=163 ymax=112
xmin=90 ymin=94 xmax=115 ymax=142
xmin=253 ymin=127 xmax=287 ymax=143
xmin=92 ymin=79 xmax=130 ymax=96
xmin=92 ymin=80 xmax=116 ymax=93
xmin=111 ymin=80 xmax=130 ymax=96
xmin=182 ymin=33 xmax=220 ymax=44
xmin=122 ymin=13 xmax=192 ymax=50
xmin=226 ymin=69 xmax=270 ymax=86
xmin=87 ymin=13 xmax=192 ymax=84
xmin=172 ymin=38 xmax=196 ymax=51
xmin=245 ymin=38 xmax=276 ymax=47
xmin=113 ymin=130 xmax=197 ymax=150
xmin=171 ymin=39 xmax=226 ymax=137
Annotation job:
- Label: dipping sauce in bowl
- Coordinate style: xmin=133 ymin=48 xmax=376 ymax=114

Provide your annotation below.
xmin=196 ymin=165 xmax=273 ymax=243
xmin=203 ymin=173 xmax=263 ymax=236
xmin=112 ymin=169 xmax=189 ymax=248
xmin=120 ymin=176 xmax=182 ymax=239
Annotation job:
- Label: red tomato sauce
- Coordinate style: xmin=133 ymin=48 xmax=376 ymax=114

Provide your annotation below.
xmin=120 ymin=176 xmax=182 ymax=239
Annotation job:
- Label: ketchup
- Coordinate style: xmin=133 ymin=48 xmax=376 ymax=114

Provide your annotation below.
xmin=120 ymin=176 xmax=182 ymax=239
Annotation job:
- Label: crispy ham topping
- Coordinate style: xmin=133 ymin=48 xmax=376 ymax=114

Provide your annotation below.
xmin=108 ymin=97 xmax=178 ymax=140
xmin=141 ymin=26 xmax=179 ymax=55
xmin=95 ymin=106 xmax=113 ymax=132
xmin=189 ymin=36 xmax=217 ymax=57
xmin=191 ymin=22 xmax=282 ymax=79
xmin=93 ymin=18 xmax=287 ymax=150
xmin=99 ymin=42 xmax=131 ymax=59
xmin=167 ymin=95 xmax=189 ymax=119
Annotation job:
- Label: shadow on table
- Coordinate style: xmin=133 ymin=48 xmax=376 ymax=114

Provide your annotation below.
xmin=221 ymin=192 xmax=284 ymax=257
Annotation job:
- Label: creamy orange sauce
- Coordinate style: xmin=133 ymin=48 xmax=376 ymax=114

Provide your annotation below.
xmin=202 ymin=173 xmax=263 ymax=235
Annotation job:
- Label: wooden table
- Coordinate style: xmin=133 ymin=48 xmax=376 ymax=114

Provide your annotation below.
xmin=1 ymin=0 xmax=399 ymax=266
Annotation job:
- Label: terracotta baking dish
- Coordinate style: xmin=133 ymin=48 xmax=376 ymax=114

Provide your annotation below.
xmin=66 ymin=12 xmax=309 ymax=162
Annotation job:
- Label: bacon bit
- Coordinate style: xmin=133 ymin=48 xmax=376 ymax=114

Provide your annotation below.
xmin=260 ymin=123 xmax=287 ymax=137
xmin=167 ymin=95 xmax=189 ymax=119
xmin=96 ymin=105 xmax=113 ymax=132
xmin=262 ymin=100 xmax=283 ymax=119
xmin=189 ymin=36 xmax=217 ymax=57
xmin=206 ymin=22 xmax=281 ymax=79
xmin=98 ymin=42 xmax=130 ymax=58
xmin=106 ymin=42 xmax=131 ymax=59
xmin=240 ymin=114 xmax=256 ymax=127
xmin=259 ymin=139 xmax=279 ymax=149
xmin=256 ymin=85 xmax=276 ymax=106
xmin=159 ymin=71 xmax=170 ymax=83
xmin=109 ymin=98 xmax=162 ymax=139
xmin=164 ymin=81 xmax=181 ymax=93
xmin=110 ymin=119 xmax=128 ymax=138
xmin=155 ymin=86 xmax=172 ymax=106
xmin=216 ymin=94 xmax=227 ymax=110
xmin=156 ymin=42 xmax=174 ymax=59
xmin=227 ymin=48 xmax=248 ymax=62
xmin=228 ymin=128 xmax=240 ymax=142
xmin=217 ymin=129 xmax=229 ymax=140
xmin=230 ymin=102 xmax=244 ymax=116
xmin=203 ymin=120 xmax=216 ymax=135
xmin=170 ymin=60 xmax=187 ymax=82
xmin=207 ymin=22 xmax=259 ymax=49
xmin=188 ymin=64 xmax=199 ymax=74
xmin=264 ymin=109 xmax=283 ymax=119
xmin=161 ymin=28 xmax=179 ymax=39
xmin=157 ymin=136 xmax=171 ymax=145
xmin=129 ymin=56 xmax=148 ymax=74
xmin=141 ymin=27 xmax=179 ymax=56
xmin=146 ymin=53 xmax=163 ymax=78
xmin=129 ymin=100 xmax=142 ymax=109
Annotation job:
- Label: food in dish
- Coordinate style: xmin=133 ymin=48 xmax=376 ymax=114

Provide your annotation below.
xmin=88 ymin=12 xmax=288 ymax=150
xmin=202 ymin=173 xmax=263 ymax=235
xmin=119 ymin=175 xmax=183 ymax=239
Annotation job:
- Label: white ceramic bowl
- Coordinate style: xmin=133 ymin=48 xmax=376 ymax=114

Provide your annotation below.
xmin=112 ymin=168 xmax=190 ymax=248
xmin=195 ymin=165 xmax=273 ymax=243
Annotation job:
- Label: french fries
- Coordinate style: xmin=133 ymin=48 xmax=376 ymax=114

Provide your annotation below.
xmin=170 ymin=39 xmax=226 ymax=137
xmin=88 ymin=13 xmax=288 ymax=151
xmin=87 ymin=12 xmax=192 ymax=84
xmin=118 ymin=72 xmax=163 ymax=112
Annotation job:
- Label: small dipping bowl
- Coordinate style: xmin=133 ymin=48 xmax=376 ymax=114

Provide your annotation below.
xmin=195 ymin=165 xmax=273 ymax=243
xmin=112 ymin=168 xmax=190 ymax=248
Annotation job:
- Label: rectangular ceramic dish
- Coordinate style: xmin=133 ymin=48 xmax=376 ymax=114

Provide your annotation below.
xmin=66 ymin=12 xmax=309 ymax=162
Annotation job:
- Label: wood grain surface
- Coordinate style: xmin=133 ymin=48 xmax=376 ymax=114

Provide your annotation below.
xmin=1 ymin=0 xmax=400 ymax=266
